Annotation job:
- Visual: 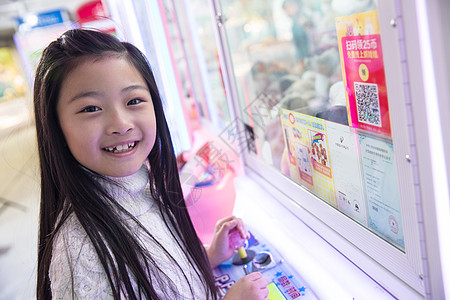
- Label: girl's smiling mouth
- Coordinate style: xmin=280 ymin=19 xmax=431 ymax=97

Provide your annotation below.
xmin=103 ymin=141 xmax=137 ymax=153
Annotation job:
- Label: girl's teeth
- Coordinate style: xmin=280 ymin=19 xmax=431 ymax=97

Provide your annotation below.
xmin=105 ymin=142 xmax=136 ymax=153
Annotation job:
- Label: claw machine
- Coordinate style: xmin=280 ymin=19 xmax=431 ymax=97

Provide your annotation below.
xmin=105 ymin=0 xmax=450 ymax=298
xmin=208 ymin=0 xmax=450 ymax=298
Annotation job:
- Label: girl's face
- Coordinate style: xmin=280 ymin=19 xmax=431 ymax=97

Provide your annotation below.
xmin=57 ymin=56 xmax=157 ymax=177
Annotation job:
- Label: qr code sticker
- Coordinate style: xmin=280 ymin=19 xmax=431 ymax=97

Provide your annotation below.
xmin=354 ymin=82 xmax=381 ymax=127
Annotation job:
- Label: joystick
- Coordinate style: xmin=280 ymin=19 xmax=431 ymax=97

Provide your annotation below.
xmin=229 ymin=230 xmax=255 ymax=265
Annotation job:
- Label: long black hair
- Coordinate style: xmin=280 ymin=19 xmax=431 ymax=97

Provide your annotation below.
xmin=34 ymin=29 xmax=217 ymax=299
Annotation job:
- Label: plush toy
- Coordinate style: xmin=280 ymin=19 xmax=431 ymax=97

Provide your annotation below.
xmin=280 ymin=78 xmax=316 ymax=115
xmin=328 ymin=80 xmax=346 ymax=106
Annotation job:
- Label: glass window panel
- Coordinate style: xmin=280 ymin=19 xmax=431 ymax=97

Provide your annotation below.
xmin=219 ymin=0 xmax=405 ymax=251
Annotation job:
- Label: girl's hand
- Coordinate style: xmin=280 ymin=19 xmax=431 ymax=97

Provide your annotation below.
xmin=223 ymin=272 xmax=270 ymax=300
xmin=206 ymin=216 xmax=249 ymax=268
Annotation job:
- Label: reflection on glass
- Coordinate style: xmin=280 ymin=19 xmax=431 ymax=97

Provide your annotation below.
xmin=162 ymin=0 xmax=230 ymax=127
xmin=219 ymin=0 xmax=405 ymax=250
xmin=190 ymin=0 xmax=231 ymax=125
xmin=159 ymin=0 xmax=201 ymax=135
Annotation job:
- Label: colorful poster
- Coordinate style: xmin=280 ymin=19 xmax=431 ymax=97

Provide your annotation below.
xmin=0 ymin=48 xmax=26 ymax=103
xmin=327 ymin=122 xmax=367 ymax=225
xmin=310 ymin=131 xmax=331 ymax=177
xmin=297 ymin=143 xmax=313 ymax=186
xmin=336 ymin=11 xmax=391 ymax=137
xmin=280 ymin=109 xmax=336 ymax=207
xmin=359 ymin=133 xmax=404 ymax=249
xmin=280 ymin=109 xmax=404 ymax=245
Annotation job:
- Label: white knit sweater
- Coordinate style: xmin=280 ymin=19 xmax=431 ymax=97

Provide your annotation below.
xmin=49 ymin=165 xmax=208 ymax=299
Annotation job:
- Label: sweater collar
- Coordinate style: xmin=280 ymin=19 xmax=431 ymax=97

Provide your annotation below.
xmin=102 ymin=164 xmax=149 ymax=196
xmin=97 ymin=164 xmax=154 ymax=217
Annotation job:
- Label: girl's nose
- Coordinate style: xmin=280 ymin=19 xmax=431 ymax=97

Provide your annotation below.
xmin=106 ymin=109 xmax=133 ymax=135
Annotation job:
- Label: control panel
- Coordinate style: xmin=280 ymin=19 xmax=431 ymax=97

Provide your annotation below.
xmin=214 ymin=230 xmax=318 ymax=299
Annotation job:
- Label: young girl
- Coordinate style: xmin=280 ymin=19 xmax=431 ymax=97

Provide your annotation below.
xmin=34 ymin=29 xmax=269 ymax=299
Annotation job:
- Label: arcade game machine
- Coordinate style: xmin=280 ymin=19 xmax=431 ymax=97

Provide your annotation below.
xmin=13 ymin=9 xmax=73 ymax=86
xmin=105 ymin=0 xmax=450 ymax=299
xmin=6 ymin=6 xmax=75 ymax=141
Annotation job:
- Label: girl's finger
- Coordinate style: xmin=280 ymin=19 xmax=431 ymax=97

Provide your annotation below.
xmin=215 ymin=216 xmax=236 ymax=231
xmin=235 ymin=218 xmax=249 ymax=239
xmin=221 ymin=219 xmax=240 ymax=234
xmin=245 ymin=272 xmax=263 ymax=281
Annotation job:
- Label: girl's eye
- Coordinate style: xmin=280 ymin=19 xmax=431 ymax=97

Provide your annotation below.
xmin=81 ymin=106 xmax=101 ymax=113
xmin=128 ymin=99 xmax=142 ymax=105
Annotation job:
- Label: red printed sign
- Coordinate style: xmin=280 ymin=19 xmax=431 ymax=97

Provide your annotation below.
xmin=342 ymin=34 xmax=391 ymax=136
xmin=336 ymin=11 xmax=391 ymax=137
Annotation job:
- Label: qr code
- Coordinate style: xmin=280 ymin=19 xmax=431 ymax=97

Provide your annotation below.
xmin=354 ymin=82 xmax=381 ymax=127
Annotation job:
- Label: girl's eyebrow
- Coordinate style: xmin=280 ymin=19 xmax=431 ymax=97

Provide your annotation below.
xmin=69 ymin=91 xmax=101 ymax=103
xmin=69 ymin=85 xmax=149 ymax=103
xmin=121 ymin=85 xmax=149 ymax=94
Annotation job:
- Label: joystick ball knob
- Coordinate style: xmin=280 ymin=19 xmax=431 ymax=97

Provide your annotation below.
xmin=229 ymin=230 xmax=245 ymax=249
xmin=229 ymin=230 xmax=255 ymax=265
